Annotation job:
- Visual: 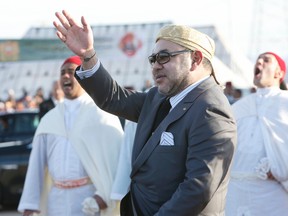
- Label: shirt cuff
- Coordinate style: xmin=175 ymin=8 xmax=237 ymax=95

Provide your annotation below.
xmin=76 ymin=59 xmax=101 ymax=79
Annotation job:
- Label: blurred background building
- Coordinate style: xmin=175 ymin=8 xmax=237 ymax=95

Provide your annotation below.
xmin=0 ymin=22 xmax=254 ymax=101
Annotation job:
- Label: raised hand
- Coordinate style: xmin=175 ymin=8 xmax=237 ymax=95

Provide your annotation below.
xmin=53 ymin=10 xmax=94 ymax=58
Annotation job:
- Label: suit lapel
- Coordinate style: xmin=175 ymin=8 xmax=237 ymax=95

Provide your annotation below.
xmin=131 ymin=96 xmax=165 ymax=162
xmin=131 ymin=96 xmax=195 ymax=177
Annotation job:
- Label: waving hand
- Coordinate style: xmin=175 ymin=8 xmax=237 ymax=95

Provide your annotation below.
xmin=53 ymin=10 xmax=94 ymax=58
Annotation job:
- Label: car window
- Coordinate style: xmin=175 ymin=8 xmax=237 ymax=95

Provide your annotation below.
xmin=0 ymin=112 xmax=39 ymax=142
xmin=0 ymin=116 xmax=12 ymax=133
xmin=14 ymin=114 xmax=39 ymax=133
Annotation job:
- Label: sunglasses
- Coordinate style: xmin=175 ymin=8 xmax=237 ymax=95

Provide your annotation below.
xmin=148 ymin=49 xmax=192 ymax=66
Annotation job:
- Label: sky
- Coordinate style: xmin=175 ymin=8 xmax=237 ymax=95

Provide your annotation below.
xmin=1 ymin=0 xmax=251 ymax=50
xmin=1 ymin=0 xmax=287 ymax=61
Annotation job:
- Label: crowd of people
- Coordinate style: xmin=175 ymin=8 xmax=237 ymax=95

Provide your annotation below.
xmin=0 ymin=88 xmax=44 ymax=113
xmin=0 ymin=80 xmax=151 ymax=116
xmin=1 ymin=9 xmax=287 ymax=216
xmin=0 ymin=79 xmax=246 ymax=114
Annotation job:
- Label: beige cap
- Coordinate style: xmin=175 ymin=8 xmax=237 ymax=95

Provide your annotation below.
xmin=156 ymin=25 xmax=215 ymax=61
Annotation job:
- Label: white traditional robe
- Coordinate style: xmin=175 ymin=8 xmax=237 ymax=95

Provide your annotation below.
xmin=225 ymin=87 xmax=288 ymax=216
xmin=110 ymin=120 xmax=137 ymax=200
xmin=18 ymin=93 xmax=123 ymax=216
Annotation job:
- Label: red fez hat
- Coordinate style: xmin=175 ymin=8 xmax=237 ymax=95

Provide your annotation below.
xmin=264 ymin=52 xmax=286 ymax=82
xmin=62 ymin=56 xmax=82 ymax=67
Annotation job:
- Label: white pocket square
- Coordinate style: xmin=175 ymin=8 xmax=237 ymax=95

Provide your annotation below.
xmin=160 ymin=132 xmax=174 ymax=146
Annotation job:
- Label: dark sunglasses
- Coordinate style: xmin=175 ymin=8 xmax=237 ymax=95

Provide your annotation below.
xmin=148 ymin=49 xmax=192 ymax=65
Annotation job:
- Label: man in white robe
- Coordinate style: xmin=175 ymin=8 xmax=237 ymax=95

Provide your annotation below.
xmin=18 ymin=56 xmax=123 ymax=216
xmin=225 ymin=52 xmax=288 ymax=216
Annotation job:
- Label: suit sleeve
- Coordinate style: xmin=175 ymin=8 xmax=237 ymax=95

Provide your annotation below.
xmin=75 ymin=63 xmax=146 ymax=122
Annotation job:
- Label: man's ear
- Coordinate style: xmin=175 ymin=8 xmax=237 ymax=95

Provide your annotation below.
xmin=192 ymin=50 xmax=203 ymax=65
xmin=191 ymin=50 xmax=203 ymax=70
xmin=275 ymin=68 xmax=285 ymax=81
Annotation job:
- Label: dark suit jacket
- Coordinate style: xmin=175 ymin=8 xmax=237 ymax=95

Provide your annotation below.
xmin=38 ymin=98 xmax=55 ymax=119
xmin=76 ymin=64 xmax=237 ymax=216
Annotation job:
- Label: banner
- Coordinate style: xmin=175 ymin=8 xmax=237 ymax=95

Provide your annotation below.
xmin=0 ymin=39 xmax=72 ymax=62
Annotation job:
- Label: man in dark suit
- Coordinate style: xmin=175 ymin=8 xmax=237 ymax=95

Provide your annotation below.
xmin=38 ymin=80 xmax=64 ymax=119
xmin=54 ymin=10 xmax=237 ymax=216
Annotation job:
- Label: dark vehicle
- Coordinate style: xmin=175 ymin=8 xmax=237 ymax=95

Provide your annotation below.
xmin=0 ymin=110 xmax=39 ymax=209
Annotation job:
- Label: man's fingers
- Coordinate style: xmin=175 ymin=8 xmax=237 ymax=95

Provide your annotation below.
xmin=55 ymin=11 xmax=71 ymax=29
xmin=81 ymin=16 xmax=89 ymax=31
xmin=53 ymin=21 xmax=67 ymax=34
xmin=53 ymin=21 xmax=68 ymax=42
xmin=63 ymin=10 xmax=78 ymax=28
xmin=56 ymin=31 xmax=67 ymax=43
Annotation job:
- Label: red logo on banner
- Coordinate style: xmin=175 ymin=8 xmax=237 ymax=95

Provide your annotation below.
xmin=119 ymin=32 xmax=142 ymax=57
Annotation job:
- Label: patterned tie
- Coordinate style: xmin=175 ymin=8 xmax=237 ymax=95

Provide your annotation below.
xmin=152 ymin=98 xmax=171 ymax=132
